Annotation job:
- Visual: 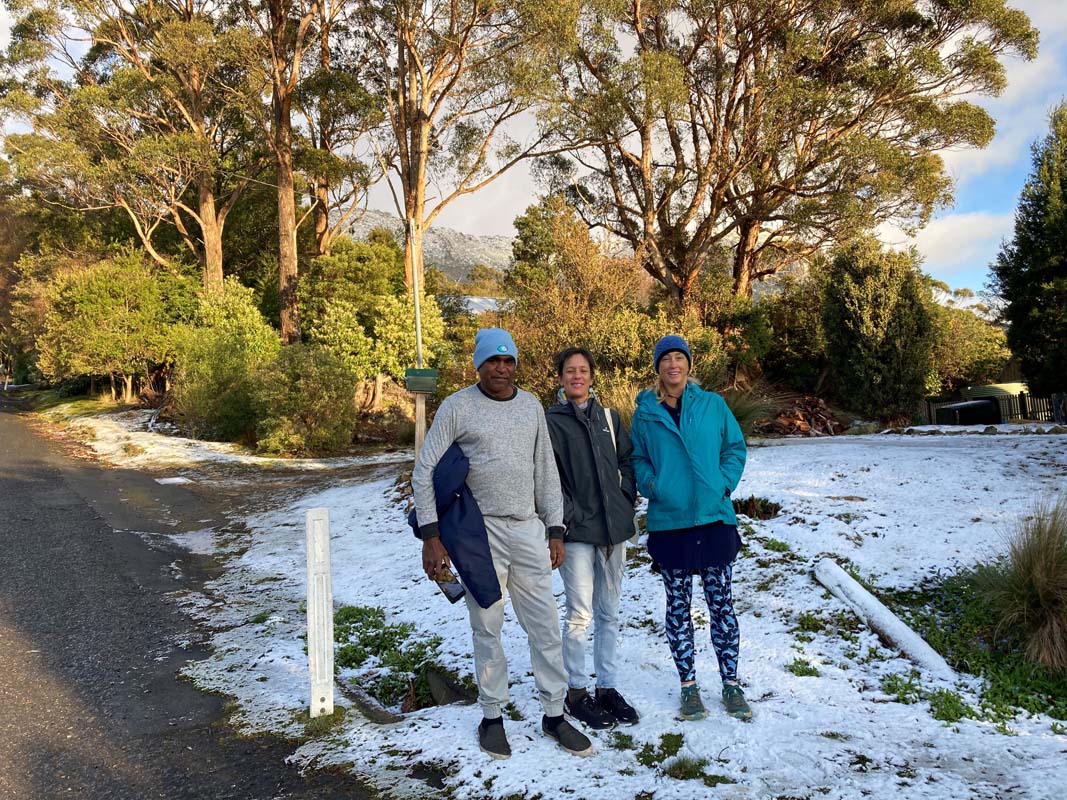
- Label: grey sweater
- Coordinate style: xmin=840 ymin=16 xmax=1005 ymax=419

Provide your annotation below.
xmin=412 ymin=384 xmax=564 ymax=537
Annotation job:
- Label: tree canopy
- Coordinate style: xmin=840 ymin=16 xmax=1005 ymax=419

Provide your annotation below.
xmin=990 ymin=102 xmax=1067 ymax=396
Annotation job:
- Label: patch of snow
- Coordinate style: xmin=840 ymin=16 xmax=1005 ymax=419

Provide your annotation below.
xmin=50 ymin=408 xmax=1067 ymax=798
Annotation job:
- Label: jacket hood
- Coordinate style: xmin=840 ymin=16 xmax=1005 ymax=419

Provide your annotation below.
xmin=548 ymin=386 xmax=599 ymax=414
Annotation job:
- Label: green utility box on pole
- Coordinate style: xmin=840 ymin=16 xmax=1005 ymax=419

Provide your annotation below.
xmin=405 ymin=369 xmax=438 ymax=458
xmin=404 ymin=368 xmax=438 ymax=394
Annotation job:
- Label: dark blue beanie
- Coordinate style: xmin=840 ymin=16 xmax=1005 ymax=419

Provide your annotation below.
xmin=653 ymin=335 xmax=692 ymax=371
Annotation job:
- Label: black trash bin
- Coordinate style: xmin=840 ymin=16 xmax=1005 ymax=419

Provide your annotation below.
xmin=934 ymin=398 xmax=1002 ymax=426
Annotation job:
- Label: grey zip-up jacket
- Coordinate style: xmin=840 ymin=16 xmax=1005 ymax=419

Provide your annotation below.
xmin=545 ymin=395 xmax=637 ymax=546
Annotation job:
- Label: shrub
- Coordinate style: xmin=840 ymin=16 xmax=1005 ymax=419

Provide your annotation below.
xmin=927 ymin=304 xmax=1010 ymax=395
xmin=720 ymin=388 xmax=782 ymax=439
xmin=761 ymin=271 xmax=829 ymax=392
xmin=172 ymin=278 xmax=280 ymax=441
xmin=596 ymin=374 xmax=643 ymax=429
xmin=971 ymin=497 xmax=1067 ymax=671
xmin=252 ymin=344 xmax=359 ymax=456
xmin=823 ymin=237 xmax=934 ymax=422
xmin=732 ymin=495 xmax=783 ymax=520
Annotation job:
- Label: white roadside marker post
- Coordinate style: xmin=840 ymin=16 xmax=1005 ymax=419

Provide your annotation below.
xmin=306 ymin=507 xmax=334 ymax=718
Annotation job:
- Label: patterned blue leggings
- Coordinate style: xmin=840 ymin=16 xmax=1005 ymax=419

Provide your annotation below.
xmin=660 ymin=565 xmax=739 ymax=684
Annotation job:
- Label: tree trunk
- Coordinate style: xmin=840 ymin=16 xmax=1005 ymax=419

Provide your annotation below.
xmin=403 ymin=217 xmax=425 ymax=292
xmin=732 ymin=219 xmax=760 ymax=298
xmin=314 ymin=180 xmax=331 ymax=256
xmin=108 ymin=374 xmax=116 ymax=402
xmin=371 ymin=373 xmax=384 ymax=412
xmin=275 ymin=94 xmax=301 ymax=344
xmin=123 ymin=375 xmax=135 ymax=404
xmin=314 ymin=12 xmax=333 ymax=257
xmin=198 ymin=179 xmax=225 ymax=292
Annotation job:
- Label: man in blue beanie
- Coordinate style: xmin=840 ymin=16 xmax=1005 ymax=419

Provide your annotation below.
xmin=412 ymin=328 xmax=593 ymax=759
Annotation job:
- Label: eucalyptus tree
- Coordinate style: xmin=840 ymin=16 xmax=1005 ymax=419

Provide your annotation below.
xmin=350 ymin=0 xmax=579 ymax=289
xmin=1 ymin=0 xmax=265 ymax=291
xmin=546 ymin=0 xmax=1037 ymax=304
xmin=237 ymin=0 xmax=324 ymax=343
xmin=297 ymin=0 xmax=385 ymax=256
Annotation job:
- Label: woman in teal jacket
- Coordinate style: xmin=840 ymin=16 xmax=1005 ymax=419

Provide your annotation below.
xmin=630 ymin=335 xmax=751 ymax=722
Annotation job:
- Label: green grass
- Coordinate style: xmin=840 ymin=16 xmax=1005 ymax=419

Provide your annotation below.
xmin=703 ymin=774 xmax=738 ymax=787
xmin=786 ymin=658 xmax=820 ymax=677
xmin=927 ymin=689 xmax=975 ymax=723
xmin=764 ymin=537 xmax=792 ymax=553
xmin=299 ymin=705 xmax=347 ymax=737
xmin=795 ymin=612 xmax=826 ymax=633
xmin=970 ymin=497 xmax=1067 ymax=671
xmin=662 ymin=756 xmax=708 ymax=780
xmin=880 ymin=670 xmax=922 ymax=704
xmin=248 ymin=610 xmax=271 ymax=625
xmin=884 ymin=572 xmax=1067 ymax=721
xmin=332 ymin=605 xmax=446 ymax=710
xmin=636 ymin=732 xmax=684 ymax=767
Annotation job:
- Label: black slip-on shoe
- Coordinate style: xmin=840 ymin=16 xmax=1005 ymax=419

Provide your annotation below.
xmin=596 ymin=687 xmax=640 ymax=725
xmin=542 ymin=715 xmax=593 ymax=756
xmin=478 ymin=717 xmax=511 ymax=759
xmin=564 ymin=690 xmax=616 ymax=730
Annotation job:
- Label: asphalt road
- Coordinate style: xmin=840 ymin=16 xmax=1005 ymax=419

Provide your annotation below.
xmin=0 ymin=395 xmax=373 ymax=800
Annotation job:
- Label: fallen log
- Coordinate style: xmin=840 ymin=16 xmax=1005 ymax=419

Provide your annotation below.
xmin=813 ymin=558 xmax=955 ymax=683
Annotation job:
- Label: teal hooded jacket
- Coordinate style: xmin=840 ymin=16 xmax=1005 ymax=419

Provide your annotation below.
xmin=630 ymin=384 xmax=747 ymax=531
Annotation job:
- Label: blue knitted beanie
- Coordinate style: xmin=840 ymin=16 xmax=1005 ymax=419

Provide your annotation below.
xmin=653 ymin=335 xmax=692 ymax=371
xmin=473 ymin=328 xmax=518 ymax=369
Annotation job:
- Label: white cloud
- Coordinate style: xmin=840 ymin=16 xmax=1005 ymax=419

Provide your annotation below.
xmin=941 ymin=0 xmax=1067 ymax=185
xmin=1 ymin=8 xmax=11 ymax=51
xmin=880 ymin=211 xmax=1015 ymax=287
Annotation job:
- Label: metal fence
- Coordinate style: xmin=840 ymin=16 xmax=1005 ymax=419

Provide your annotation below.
xmin=919 ymin=392 xmax=1067 ymax=425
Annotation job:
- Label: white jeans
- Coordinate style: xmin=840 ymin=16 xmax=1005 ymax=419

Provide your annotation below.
xmin=560 ymin=541 xmax=625 ymax=689
xmin=463 ymin=516 xmax=568 ymax=719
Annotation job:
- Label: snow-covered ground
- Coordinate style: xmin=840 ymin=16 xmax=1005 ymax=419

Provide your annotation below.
xmin=49 ymin=408 xmax=1067 ymax=799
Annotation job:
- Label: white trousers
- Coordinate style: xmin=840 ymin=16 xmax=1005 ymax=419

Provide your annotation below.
xmin=463 ymin=515 xmax=567 ymax=719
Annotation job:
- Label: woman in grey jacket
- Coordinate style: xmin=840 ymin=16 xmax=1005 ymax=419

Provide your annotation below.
xmin=546 ymin=348 xmax=640 ymax=730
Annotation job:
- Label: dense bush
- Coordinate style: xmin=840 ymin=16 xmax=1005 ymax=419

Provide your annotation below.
xmin=927 ymin=303 xmax=1011 ymax=395
xmin=31 ymin=250 xmax=197 ymax=399
xmin=761 ymin=272 xmax=828 ymax=392
xmin=303 ymin=233 xmax=446 ymax=408
xmin=823 ymin=238 xmax=934 ymax=421
xmin=251 ymin=343 xmax=359 ymax=456
xmin=172 ymin=278 xmax=281 ymax=441
xmin=500 ymin=196 xmax=656 ymax=400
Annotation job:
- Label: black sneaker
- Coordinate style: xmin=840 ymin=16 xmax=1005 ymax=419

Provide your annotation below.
xmin=564 ymin=689 xmax=616 ymax=730
xmin=478 ymin=717 xmax=511 ymax=759
xmin=542 ymin=715 xmax=593 ymax=756
xmin=596 ymin=687 xmax=640 ymax=725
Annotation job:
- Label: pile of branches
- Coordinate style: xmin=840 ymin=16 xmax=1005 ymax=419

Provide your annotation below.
xmin=754 ymin=396 xmax=846 ymax=437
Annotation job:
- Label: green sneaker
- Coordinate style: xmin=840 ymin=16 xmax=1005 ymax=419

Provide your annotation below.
xmin=722 ymin=683 xmax=752 ymax=721
xmin=679 ymin=685 xmax=707 ymax=721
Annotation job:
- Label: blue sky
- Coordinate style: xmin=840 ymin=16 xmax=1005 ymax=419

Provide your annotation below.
xmin=3 ymin=1 xmax=1063 ymax=293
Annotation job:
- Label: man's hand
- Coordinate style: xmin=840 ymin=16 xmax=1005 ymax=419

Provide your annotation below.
xmin=549 ymin=539 xmax=565 ymax=570
xmin=422 ymin=537 xmax=451 ymax=580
